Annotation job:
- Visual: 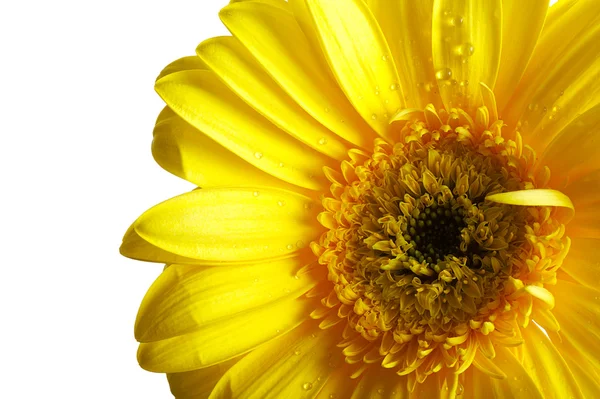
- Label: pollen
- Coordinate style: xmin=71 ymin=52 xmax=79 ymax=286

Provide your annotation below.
xmin=311 ymin=98 xmax=571 ymax=389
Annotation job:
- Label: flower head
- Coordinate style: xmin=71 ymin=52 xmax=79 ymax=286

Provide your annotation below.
xmin=122 ymin=0 xmax=600 ymax=397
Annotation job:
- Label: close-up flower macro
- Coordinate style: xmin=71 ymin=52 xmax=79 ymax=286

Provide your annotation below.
xmin=120 ymin=0 xmax=600 ymax=397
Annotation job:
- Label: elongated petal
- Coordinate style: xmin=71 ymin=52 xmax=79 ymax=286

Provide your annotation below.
xmin=152 ymin=107 xmax=299 ymax=189
xmin=304 ymin=0 xmax=404 ymax=136
xmin=197 ymin=36 xmax=350 ymax=160
xmin=138 ymin=296 xmax=317 ymax=372
xmin=561 ymin=237 xmax=600 ymax=288
xmin=522 ymin=323 xmax=584 ymax=398
xmin=367 ymin=0 xmax=443 ymax=110
xmin=156 ymin=55 xmax=208 ymax=81
xmin=135 ymin=256 xmax=321 ymax=342
xmin=155 ymin=69 xmax=333 ymax=191
xmin=347 ymin=368 xmax=407 ymax=399
xmin=494 ymin=0 xmax=548 ymax=112
xmin=167 ymin=356 xmax=242 ymax=399
xmin=486 ymin=189 xmax=574 ymax=222
xmin=539 ymin=102 xmax=600 ymax=188
xmin=209 ymin=321 xmax=343 ymax=398
xmin=503 ymin=1 xmax=600 ymax=150
xmin=123 ymin=187 xmax=321 ymax=263
xmin=220 ymin=1 xmax=377 ymax=149
xmin=120 ymin=224 xmax=200 ymax=265
xmin=548 ymin=279 xmax=600 ymax=370
xmin=314 ymin=363 xmax=359 ymax=399
xmin=490 ymin=346 xmax=543 ymax=398
xmin=432 ymin=0 xmax=502 ymax=112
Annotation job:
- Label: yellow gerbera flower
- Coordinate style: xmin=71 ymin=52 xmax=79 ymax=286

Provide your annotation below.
xmin=121 ymin=0 xmax=600 ymax=397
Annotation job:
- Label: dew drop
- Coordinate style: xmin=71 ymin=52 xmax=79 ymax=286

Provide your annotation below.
xmin=254 ymin=151 xmax=263 ymax=159
xmin=390 ymin=83 xmax=399 ymax=91
xmin=318 ymin=137 xmax=328 ymax=145
xmin=528 ymin=103 xmax=535 ymax=111
xmin=302 ymin=382 xmax=313 ymax=391
xmin=296 ymin=240 xmax=305 ymax=248
xmin=382 ymin=55 xmax=389 ymax=61
xmin=457 ymin=383 xmax=464 ymax=395
xmin=294 ymin=274 xmax=300 ymax=280
xmin=286 ymin=244 xmax=294 ymax=250
xmin=278 ymin=200 xmax=286 ymax=206
xmin=253 ymin=278 xmax=259 ymax=283
xmin=276 ymin=329 xmax=281 ymax=333
xmin=371 ymin=114 xmax=378 ymax=120
xmin=435 ymin=68 xmax=453 ymax=81
xmin=252 ymin=191 xmax=260 ymax=197
xmin=455 ymin=42 xmax=474 ymax=57
xmin=324 ymin=107 xmax=330 ymax=113
xmin=542 ymin=106 xmax=548 ymax=114
xmin=294 ymin=349 xmax=301 ymax=355
xmin=453 ymin=16 xmax=464 ymax=26
xmin=377 ymin=388 xmax=385 ymax=394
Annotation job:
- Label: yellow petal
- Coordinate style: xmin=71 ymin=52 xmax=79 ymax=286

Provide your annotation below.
xmin=539 ymin=103 xmax=600 ymax=189
xmin=138 ymin=296 xmax=317 ymax=372
xmin=553 ymin=343 xmax=600 ymax=398
xmin=313 ymin=363 xmax=359 ymax=399
xmin=156 ymin=55 xmax=208 ymax=81
xmin=123 ymin=187 xmax=321 ymax=263
xmin=155 ymin=69 xmax=332 ymax=191
xmin=432 ymin=0 xmax=502 ymax=112
xmin=120 ymin=223 xmax=200 ymax=265
xmin=135 ymin=256 xmax=321 ymax=342
xmin=304 ymin=0 xmax=404 ymax=136
xmin=493 ymin=0 xmax=549 ymax=112
xmin=562 ymin=170 xmax=600 ymax=210
xmin=462 ymin=366 xmax=496 ymax=398
xmin=209 ymin=321 xmax=343 ymax=398
xmin=561 ymin=237 xmax=600 ymax=288
xmin=503 ymin=1 xmax=600 ymax=150
xmin=522 ymin=323 xmax=584 ymax=399
xmin=347 ymin=368 xmax=407 ymax=399
xmin=152 ymin=107 xmax=301 ymax=190
xmin=367 ymin=0 xmax=443 ymax=110
xmin=196 ymin=36 xmax=351 ymax=160
xmin=548 ymin=279 xmax=600 ymax=370
xmin=489 ymin=346 xmax=544 ymax=398
xmin=485 ymin=189 xmax=574 ymax=222
xmin=167 ymin=356 xmax=242 ymax=399
xmin=220 ymin=1 xmax=377 ymax=149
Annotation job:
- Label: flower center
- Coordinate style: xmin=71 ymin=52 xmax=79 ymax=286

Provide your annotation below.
xmin=310 ymin=103 xmax=571 ymax=388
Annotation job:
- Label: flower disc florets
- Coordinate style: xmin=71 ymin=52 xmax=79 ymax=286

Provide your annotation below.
xmin=310 ymin=104 xmax=570 ymax=388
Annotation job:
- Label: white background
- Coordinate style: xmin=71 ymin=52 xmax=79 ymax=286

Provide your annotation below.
xmin=1 ymin=0 xmax=559 ymax=398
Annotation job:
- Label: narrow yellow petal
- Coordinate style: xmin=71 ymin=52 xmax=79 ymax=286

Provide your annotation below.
xmin=490 ymin=346 xmax=544 ymax=398
xmin=167 ymin=356 xmax=242 ymax=399
xmin=462 ymin=367 xmax=496 ymax=398
xmin=127 ymin=187 xmax=321 ymax=262
xmin=494 ymin=0 xmax=549 ymax=112
xmin=155 ymin=69 xmax=333 ymax=191
xmin=197 ymin=36 xmax=351 ymax=159
xmin=522 ymin=323 xmax=584 ymax=399
xmin=209 ymin=322 xmax=343 ymax=398
xmin=485 ymin=189 xmax=574 ymax=222
xmin=304 ymin=0 xmax=404 ymax=136
xmin=548 ymin=279 xmax=600 ymax=370
xmin=367 ymin=0 xmax=443 ymax=110
xmin=135 ymin=256 xmax=321 ymax=342
xmin=503 ymin=1 xmax=600 ymax=150
xmin=561 ymin=237 xmax=600 ymax=288
xmin=120 ymin=224 xmax=200 ymax=265
xmin=152 ymin=107 xmax=301 ymax=190
xmin=539 ymin=103 xmax=600 ymax=189
xmin=138 ymin=297 xmax=317 ymax=372
xmin=432 ymin=0 xmax=502 ymax=112
xmin=220 ymin=1 xmax=377 ymax=149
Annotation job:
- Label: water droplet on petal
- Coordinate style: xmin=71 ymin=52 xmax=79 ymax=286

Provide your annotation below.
xmin=254 ymin=152 xmax=263 ymax=159
xmin=296 ymin=240 xmax=305 ymax=248
xmin=302 ymin=382 xmax=313 ymax=391
xmin=286 ymin=243 xmax=294 ymax=250
xmin=278 ymin=200 xmax=286 ymax=206
xmin=435 ymin=68 xmax=452 ymax=81
xmin=318 ymin=137 xmax=328 ymax=145
xmin=382 ymin=55 xmax=389 ymax=61
xmin=390 ymin=83 xmax=399 ymax=91
xmin=371 ymin=114 xmax=378 ymax=120
xmin=324 ymin=107 xmax=330 ymax=113
xmin=294 ymin=349 xmax=301 ymax=355
xmin=253 ymin=191 xmax=260 ymax=197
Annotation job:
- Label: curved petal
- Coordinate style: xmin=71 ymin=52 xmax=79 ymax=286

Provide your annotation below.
xmin=135 ymin=255 xmax=322 ymax=342
xmin=196 ymin=36 xmax=351 ymax=160
xmin=156 ymin=55 xmax=208 ymax=81
xmin=562 ymin=170 xmax=600 ymax=210
xmin=208 ymin=321 xmax=344 ymax=398
xmin=522 ymin=323 xmax=584 ymax=398
xmin=138 ymin=296 xmax=318 ymax=373
xmin=220 ymin=1 xmax=377 ymax=149
xmin=503 ymin=1 xmax=600 ymax=150
xmin=493 ymin=0 xmax=549 ymax=112
xmin=152 ymin=107 xmax=302 ymax=190
xmin=167 ymin=356 xmax=243 ymax=399
xmin=155 ymin=69 xmax=333 ymax=191
xmin=122 ymin=187 xmax=322 ymax=263
xmin=462 ymin=366 xmax=495 ymax=398
xmin=432 ymin=0 xmax=502 ymax=112
xmin=367 ymin=0 xmax=443 ymax=110
xmin=303 ymin=0 xmax=404 ymax=137
xmin=485 ymin=189 xmax=574 ymax=222
xmin=548 ymin=279 xmax=600 ymax=370
xmin=348 ymin=368 xmax=408 ymax=399
xmin=314 ymin=363 xmax=359 ymax=399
